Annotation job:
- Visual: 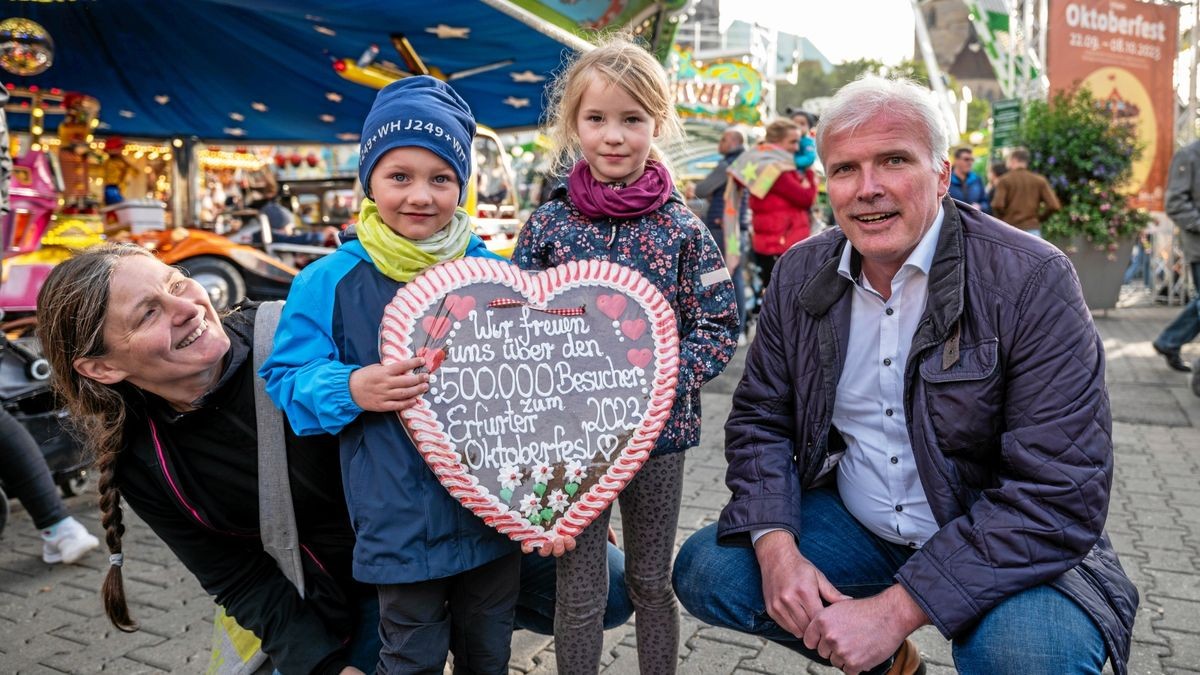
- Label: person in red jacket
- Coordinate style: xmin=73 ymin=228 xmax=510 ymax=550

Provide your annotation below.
xmin=730 ymin=118 xmax=818 ymax=294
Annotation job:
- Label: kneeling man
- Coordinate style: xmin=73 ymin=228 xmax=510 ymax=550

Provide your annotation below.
xmin=673 ymin=75 xmax=1137 ymax=675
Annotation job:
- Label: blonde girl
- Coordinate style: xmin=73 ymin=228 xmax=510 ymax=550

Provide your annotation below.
xmin=513 ymin=34 xmax=739 ymax=673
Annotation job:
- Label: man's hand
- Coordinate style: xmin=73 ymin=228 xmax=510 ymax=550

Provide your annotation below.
xmin=802 ymin=584 xmax=929 ymax=674
xmin=348 ymin=358 xmax=428 ymax=412
xmin=725 ymin=251 xmax=740 ymax=272
xmin=754 ymin=531 xmax=849 ymax=639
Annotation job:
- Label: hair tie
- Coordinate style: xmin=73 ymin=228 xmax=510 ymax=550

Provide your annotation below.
xmin=109 ymin=553 xmax=124 ymax=568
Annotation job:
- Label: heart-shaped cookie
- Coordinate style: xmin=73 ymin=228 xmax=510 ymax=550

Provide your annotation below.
xmin=380 ymin=258 xmax=679 ymax=548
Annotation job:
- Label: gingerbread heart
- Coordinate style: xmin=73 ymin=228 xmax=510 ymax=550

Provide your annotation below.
xmin=380 ymin=258 xmax=679 ymax=548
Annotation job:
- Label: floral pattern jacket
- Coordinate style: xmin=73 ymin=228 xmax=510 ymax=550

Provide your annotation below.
xmin=514 ymin=187 xmax=739 ymax=455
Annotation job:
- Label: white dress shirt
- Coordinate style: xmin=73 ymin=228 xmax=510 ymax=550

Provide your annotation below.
xmin=831 ymin=208 xmax=944 ymax=548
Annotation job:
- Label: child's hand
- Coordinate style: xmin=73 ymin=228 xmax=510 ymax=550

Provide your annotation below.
xmin=349 ymin=358 xmax=428 ymax=412
xmin=522 ymin=534 xmax=577 ymax=557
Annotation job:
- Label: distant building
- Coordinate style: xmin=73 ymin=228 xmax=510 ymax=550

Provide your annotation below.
xmin=916 ymin=0 xmax=1004 ymax=102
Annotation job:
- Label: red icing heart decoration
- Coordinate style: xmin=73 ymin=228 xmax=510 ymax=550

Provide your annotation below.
xmin=596 ymin=293 xmax=627 ymax=320
xmin=380 ymin=258 xmax=680 ymax=548
xmin=620 ymin=318 xmax=646 ymax=341
xmin=416 ymin=346 xmax=446 ymax=373
xmin=626 ymin=348 xmax=652 ymax=369
xmin=447 ymin=294 xmax=475 ymax=320
xmin=422 ymin=315 xmax=451 ymax=339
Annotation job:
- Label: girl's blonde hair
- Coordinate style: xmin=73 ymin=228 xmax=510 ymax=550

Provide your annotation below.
xmin=764 ymin=118 xmax=799 ymax=144
xmin=543 ymin=33 xmax=684 ymax=177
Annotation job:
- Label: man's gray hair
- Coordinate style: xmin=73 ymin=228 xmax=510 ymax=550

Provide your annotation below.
xmin=815 ymin=74 xmax=948 ymax=171
xmin=722 ymin=126 xmax=745 ymax=145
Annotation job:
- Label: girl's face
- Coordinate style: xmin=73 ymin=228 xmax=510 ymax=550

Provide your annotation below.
xmin=74 ymin=255 xmax=230 ymax=407
xmin=575 ymin=77 xmax=658 ymax=185
xmin=369 ymin=146 xmax=460 ymax=240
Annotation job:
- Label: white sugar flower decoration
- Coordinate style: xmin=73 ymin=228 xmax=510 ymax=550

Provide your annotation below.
xmin=547 ymin=489 xmax=569 ymax=513
xmin=565 ymin=460 xmax=586 ymax=483
xmin=520 ymin=493 xmax=541 ymax=517
xmin=532 ymin=461 xmax=554 ymax=483
xmin=498 ymin=465 xmax=523 ymax=491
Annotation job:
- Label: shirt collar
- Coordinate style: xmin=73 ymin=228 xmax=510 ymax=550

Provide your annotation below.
xmin=837 ymin=204 xmax=946 ymax=285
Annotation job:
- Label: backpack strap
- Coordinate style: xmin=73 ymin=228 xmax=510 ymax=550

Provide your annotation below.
xmin=252 ymin=300 xmax=305 ymax=598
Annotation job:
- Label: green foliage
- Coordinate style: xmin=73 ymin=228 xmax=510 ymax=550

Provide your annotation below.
xmin=966 ymin=97 xmax=989 ymax=136
xmin=775 ymin=57 xmax=926 ymax=114
xmin=1014 ymin=87 xmax=1152 ymax=247
xmin=885 ymin=59 xmax=930 ymax=87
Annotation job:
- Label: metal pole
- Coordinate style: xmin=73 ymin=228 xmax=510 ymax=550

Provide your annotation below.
xmin=1190 ymin=0 xmax=1199 ymax=144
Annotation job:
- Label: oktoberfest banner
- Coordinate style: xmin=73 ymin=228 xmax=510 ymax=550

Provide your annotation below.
xmin=1047 ymin=0 xmax=1178 ymax=210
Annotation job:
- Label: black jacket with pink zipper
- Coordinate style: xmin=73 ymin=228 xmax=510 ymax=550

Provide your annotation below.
xmin=115 ymin=305 xmax=366 ymax=675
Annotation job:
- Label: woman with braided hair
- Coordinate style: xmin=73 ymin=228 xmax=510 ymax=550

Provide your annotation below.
xmin=36 ymin=244 xmax=377 ymax=675
xmin=35 ymin=244 xmax=636 ymax=674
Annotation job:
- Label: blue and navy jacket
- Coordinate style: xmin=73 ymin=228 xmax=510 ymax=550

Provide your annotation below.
xmin=514 ymin=188 xmax=739 ymax=455
xmin=949 ymin=170 xmax=990 ymax=214
xmin=260 ymin=232 xmax=516 ymax=585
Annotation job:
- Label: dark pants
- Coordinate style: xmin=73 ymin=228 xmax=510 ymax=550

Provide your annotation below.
xmin=376 ymin=551 xmax=521 ymax=675
xmin=1155 ymin=261 xmax=1200 ymax=352
xmin=515 ymin=541 xmax=633 ymax=634
xmin=756 ymin=253 xmax=779 ymax=297
xmin=0 ymin=408 xmax=67 ymax=530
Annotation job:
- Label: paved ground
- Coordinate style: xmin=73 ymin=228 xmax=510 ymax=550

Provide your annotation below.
xmin=2 ymin=290 xmax=1198 ymax=674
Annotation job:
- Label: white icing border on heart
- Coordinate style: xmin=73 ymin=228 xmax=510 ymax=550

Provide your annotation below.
xmin=380 ymin=257 xmax=680 ymax=547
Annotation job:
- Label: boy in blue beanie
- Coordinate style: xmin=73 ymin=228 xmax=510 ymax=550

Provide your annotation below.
xmin=261 ymin=75 xmax=520 ymax=674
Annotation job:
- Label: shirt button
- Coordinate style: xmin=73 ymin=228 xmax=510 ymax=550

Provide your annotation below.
xmin=883 ymin=358 xmax=892 ymax=366
xmin=890 ymin=456 xmax=899 ymax=464
xmin=885 ymin=408 xmax=894 ymax=417
xmin=895 ymin=504 xmax=904 ymax=512
xmin=885 ymin=308 xmax=895 ymax=316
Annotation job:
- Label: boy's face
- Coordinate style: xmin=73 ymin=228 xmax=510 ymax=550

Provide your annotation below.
xmin=368 ymin=146 xmax=460 ymax=240
xmin=792 ymin=115 xmax=811 ymax=136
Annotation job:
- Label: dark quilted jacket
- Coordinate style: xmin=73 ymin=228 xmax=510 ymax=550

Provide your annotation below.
xmin=717 ymin=198 xmax=1138 ymax=672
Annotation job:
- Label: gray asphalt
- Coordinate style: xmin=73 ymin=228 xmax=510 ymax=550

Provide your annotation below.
xmin=1 ymin=290 xmax=1197 ymax=674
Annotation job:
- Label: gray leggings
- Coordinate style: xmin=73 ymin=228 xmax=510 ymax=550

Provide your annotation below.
xmin=554 ymin=451 xmax=686 ymax=674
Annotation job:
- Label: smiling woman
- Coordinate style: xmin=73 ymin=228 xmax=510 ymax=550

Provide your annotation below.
xmin=35 ymin=244 xmax=379 ymax=675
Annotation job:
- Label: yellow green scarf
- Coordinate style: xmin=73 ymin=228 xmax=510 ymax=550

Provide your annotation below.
xmin=355 ymin=198 xmax=472 ymax=282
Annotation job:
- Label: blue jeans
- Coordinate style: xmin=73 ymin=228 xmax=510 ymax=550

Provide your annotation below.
xmin=673 ymin=488 xmax=1108 ymax=675
xmin=1155 ymin=261 xmax=1200 ymax=352
xmin=1123 ymin=240 xmax=1150 ymax=285
xmin=515 ymin=542 xmax=634 ymax=634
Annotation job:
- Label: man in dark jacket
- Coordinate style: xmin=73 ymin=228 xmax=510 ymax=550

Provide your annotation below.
xmin=673 ymin=75 xmax=1137 ymax=675
xmin=1151 ymin=140 xmax=1200 ymax=385
xmin=695 ymin=127 xmax=750 ymax=338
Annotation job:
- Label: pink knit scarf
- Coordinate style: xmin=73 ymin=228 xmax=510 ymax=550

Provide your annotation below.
xmin=567 ymin=160 xmax=673 ymax=219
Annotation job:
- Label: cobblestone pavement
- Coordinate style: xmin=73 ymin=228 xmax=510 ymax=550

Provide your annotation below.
xmin=1 ymin=295 xmax=1197 ymax=674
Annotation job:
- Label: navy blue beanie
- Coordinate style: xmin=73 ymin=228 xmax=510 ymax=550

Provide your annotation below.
xmin=358 ymin=76 xmax=475 ymax=203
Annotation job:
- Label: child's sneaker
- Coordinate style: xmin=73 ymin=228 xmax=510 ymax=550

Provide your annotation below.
xmin=41 ymin=516 xmax=100 ymax=564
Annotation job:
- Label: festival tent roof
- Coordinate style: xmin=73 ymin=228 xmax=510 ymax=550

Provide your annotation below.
xmin=1 ymin=0 xmax=596 ymax=142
